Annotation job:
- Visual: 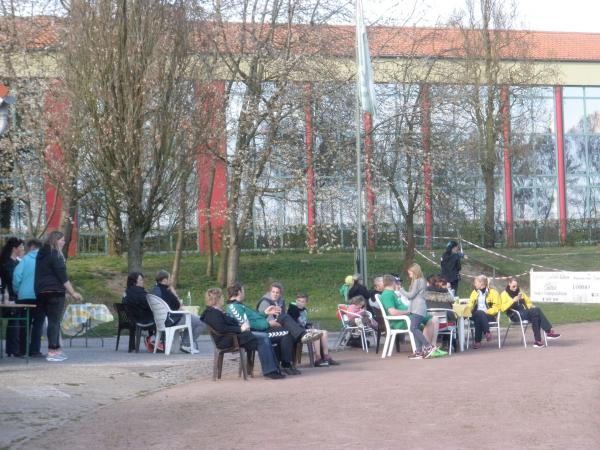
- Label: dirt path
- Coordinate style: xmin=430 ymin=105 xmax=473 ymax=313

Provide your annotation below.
xmin=17 ymin=322 xmax=600 ymax=450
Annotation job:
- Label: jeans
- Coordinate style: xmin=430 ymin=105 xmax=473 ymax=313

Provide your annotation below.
xmin=508 ymin=307 xmax=552 ymax=342
xmin=472 ymin=310 xmax=496 ymax=343
xmin=251 ymin=331 xmax=280 ymax=375
xmin=409 ymin=314 xmax=431 ymax=352
xmin=180 ymin=314 xmax=205 ymax=347
xmin=40 ymin=295 xmax=65 ymax=350
xmin=15 ymin=300 xmax=45 ymax=354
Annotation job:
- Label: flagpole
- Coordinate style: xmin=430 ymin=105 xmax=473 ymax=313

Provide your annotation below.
xmin=354 ymin=0 xmax=366 ymax=283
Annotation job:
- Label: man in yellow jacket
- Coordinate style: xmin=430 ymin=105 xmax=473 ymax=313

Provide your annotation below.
xmin=500 ymin=277 xmax=561 ymax=347
xmin=468 ymin=275 xmax=502 ymax=349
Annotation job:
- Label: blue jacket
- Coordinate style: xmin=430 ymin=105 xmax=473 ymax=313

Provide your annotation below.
xmin=13 ymin=249 xmax=38 ymax=301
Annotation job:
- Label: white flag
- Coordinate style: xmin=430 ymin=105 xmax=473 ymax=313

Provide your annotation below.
xmin=356 ymin=0 xmax=376 ymax=115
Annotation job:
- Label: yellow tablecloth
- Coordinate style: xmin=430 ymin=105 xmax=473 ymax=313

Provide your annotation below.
xmin=453 ymin=302 xmax=472 ymax=318
xmin=181 ymin=305 xmax=199 ymax=315
xmin=62 ymin=303 xmax=114 ymax=336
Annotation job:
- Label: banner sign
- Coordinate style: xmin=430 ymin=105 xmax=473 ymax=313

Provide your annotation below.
xmin=530 ymin=270 xmax=600 ymax=303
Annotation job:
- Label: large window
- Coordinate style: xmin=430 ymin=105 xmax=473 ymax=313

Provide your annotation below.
xmin=563 ymin=86 xmax=600 ymax=220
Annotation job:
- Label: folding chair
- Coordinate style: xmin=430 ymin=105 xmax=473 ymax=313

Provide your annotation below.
xmin=502 ymin=309 xmax=548 ymax=348
xmin=466 ymin=311 xmax=502 ymax=349
xmin=333 ymin=304 xmax=375 ymax=352
xmin=427 ymin=307 xmax=457 ymax=355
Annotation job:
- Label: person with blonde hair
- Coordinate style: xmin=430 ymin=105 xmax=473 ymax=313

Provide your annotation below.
xmin=467 ymin=275 xmax=502 ymax=349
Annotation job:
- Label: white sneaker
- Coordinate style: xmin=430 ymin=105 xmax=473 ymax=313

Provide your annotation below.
xmin=180 ymin=345 xmax=199 ymax=354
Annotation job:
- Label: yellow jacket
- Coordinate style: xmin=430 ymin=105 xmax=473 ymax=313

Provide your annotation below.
xmin=468 ymin=288 xmax=502 ymax=316
xmin=500 ymin=290 xmax=534 ymax=313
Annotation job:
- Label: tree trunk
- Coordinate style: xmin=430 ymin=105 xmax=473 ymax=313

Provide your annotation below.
xmin=482 ymin=165 xmax=495 ymax=247
xmin=107 ymin=204 xmax=124 ymax=256
xmin=217 ymin=230 xmax=229 ymax=287
xmin=171 ymin=223 xmax=185 ymax=289
xmin=226 ymin=241 xmax=240 ymax=286
xmin=204 ymin=164 xmax=216 ymax=277
xmin=60 ymin=194 xmax=77 ymax=259
xmin=0 ymin=197 xmax=13 ymax=231
xmin=402 ymin=215 xmax=416 ymax=272
xmin=127 ymin=226 xmax=145 ymax=273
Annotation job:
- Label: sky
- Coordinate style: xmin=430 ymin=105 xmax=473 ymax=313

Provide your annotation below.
xmin=366 ymin=0 xmax=600 ymax=33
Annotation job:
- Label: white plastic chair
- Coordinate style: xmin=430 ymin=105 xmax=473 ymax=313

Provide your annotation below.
xmin=374 ymin=294 xmax=416 ymax=358
xmin=146 ymin=294 xmax=194 ymax=355
xmin=427 ymin=307 xmax=457 ymax=355
xmin=502 ymin=309 xmax=548 ymax=348
xmin=466 ymin=311 xmax=502 ymax=349
xmin=333 ymin=304 xmax=376 ymax=352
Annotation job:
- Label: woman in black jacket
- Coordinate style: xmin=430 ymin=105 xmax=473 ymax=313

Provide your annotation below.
xmin=440 ymin=241 xmax=466 ymax=295
xmin=34 ymin=231 xmax=82 ymax=362
xmin=1 ymin=237 xmax=25 ymax=356
xmin=122 ymin=272 xmax=157 ymax=352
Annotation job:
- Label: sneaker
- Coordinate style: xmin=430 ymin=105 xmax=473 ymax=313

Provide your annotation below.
xmin=46 ymin=351 xmax=67 ymax=362
xmin=423 ymin=346 xmax=438 ymax=359
xmin=180 ymin=345 xmax=199 ymax=354
xmin=264 ymin=371 xmax=286 ymax=380
xmin=485 ymin=332 xmax=492 ymax=342
xmin=546 ymin=330 xmax=561 ymax=339
xmin=324 ymin=356 xmax=340 ymax=366
xmin=409 ymin=351 xmax=424 ymax=359
xmin=533 ymin=341 xmax=545 ymax=348
xmin=430 ymin=348 xmax=448 ymax=358
xmin=472 ymin=342 xmax=482 ymax=349
xmin=30 ymin=352 xmax=46 ymax=358
xmin=282 ymin=365 xmax=302 ymax=375
xmin=314 ymin=359 xmax=330 ymax=367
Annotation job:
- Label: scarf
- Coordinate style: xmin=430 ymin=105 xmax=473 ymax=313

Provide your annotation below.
xmin=505 ymin=287 xmax=520 ymax=298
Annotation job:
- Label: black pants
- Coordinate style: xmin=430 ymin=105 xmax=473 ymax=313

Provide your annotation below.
xmin=15 ymin=301 xmax=45 ymax=355
xmin=508 ymin=307 xmax=552 ymax=342
xmin=267 ymin=328 xmax=294 ymax=365
xmin=40 ymin=295 xmax=65 ymax=350
xmin=276 ymin=314 xmax=306 ymax=341
xmin=450 ymin=280 xmax=459 ymax=294
xmin=4 ymin=306 xmax=21 ymax=355
xmin=472 ymin=310 xmax=496 ymax=343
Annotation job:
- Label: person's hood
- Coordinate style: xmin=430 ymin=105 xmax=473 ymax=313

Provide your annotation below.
xmin=25 ymin=249 xmax=39 ymax=260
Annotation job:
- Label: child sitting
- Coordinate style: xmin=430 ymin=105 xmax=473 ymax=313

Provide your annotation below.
xmin=346 ymin=295 xmax=378 ymax=330
xmin=288 ymin=293 xmax=340 ymax=367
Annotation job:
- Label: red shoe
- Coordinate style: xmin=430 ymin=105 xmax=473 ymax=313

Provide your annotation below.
xmin=485 ymin=332 xmax=492 ymax=342
xmin=145 ymin=337 xmax=154 ymax=353
xmin=473 ymin=342 xmax=482 ymax=349
xmin=546 ymin=330 xmax=561 ymax=339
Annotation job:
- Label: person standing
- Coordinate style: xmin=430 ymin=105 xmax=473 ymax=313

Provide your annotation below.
xmin=12 ymin=239 xmax=45 ymax=357
xmin=1 ymin=237 xmax=25 ymax=356
xmin=440 ymin=240 xmax=466 ymax=295
xmin=35 ymin=231 xmax=82 ymax=362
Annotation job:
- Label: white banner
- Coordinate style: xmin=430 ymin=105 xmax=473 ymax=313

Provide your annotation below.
xmin=530 ymin=270 xmax=600 ymax=303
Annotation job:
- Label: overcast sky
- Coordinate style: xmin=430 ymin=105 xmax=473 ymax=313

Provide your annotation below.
xmin=366 ymin=0 xmax=600 ymax=33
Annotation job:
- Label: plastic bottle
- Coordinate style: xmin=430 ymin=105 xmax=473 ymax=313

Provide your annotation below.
xmin=187 ymin=291 xmax=192 ymax=306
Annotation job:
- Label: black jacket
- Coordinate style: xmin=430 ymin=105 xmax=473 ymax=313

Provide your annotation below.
xmin=348 ymin=283 xmax=370 ymax=302
xmin=150 ymin=284 xmax=180 ymax=311
xmin=123 ymin=285 xmax=154 ymax=324
xmin=441 ymin=252 xmax=462 ymax=283
xmin=0 ymin=257 xmax=18 ymax=300
xmin=34 ymin=245 xmax=68 ymax=296
xmin=201 ymin=306 xmax=257 ymax=350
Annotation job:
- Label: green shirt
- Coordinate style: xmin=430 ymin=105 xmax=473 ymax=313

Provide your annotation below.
xmin=379 ymin=289 xmax=408 ymax=330
xmin=226 ymin=300 xmax=269 ymax=331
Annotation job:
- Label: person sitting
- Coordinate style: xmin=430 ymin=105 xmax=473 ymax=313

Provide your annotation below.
xmin=424 ymin=274 xmax=455 ymax=308
xmin=339 ymin=275 xmax=353 ymax=302
xmin=468 ymin=275 xmax=502 ymax=349
xmin=227 ymin=282 xmax=301 ymax=376
xmin=367 ymin=275 xmax=384 ymax=312
xmin=288 ymin=293 xmax=339 ymax=367
xmin=347 ymin=274 xmax=370 ymax=302
xmin=201 ymin=287 xmax=285 ymax=380
xmin=123 ymin=272 xmax=160 ymax=352
xmin=500 ymin=277 xmax=561 ymax=347
xmin=257 ymin=282 xmax=322 ymax=345
xmin=346 ymin=295 xmax=378 ymax=330
xmin=379 ymin=273 xmax=444 ymax=359
xmin=149 ymin=270 xmax=204 ymax=354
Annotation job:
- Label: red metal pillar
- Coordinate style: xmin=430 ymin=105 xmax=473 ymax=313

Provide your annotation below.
xmin=197 ymin=80 xmax=227 ymax=254
xmin=501 ymin=86 xmax=514 ymax=247
xmin=363 ymin=111 xmax=375 ymax=250
xmin=420 ymin=84 xmax=433 ymax=249
xmin=304 ymin=83 xmax=317 ymax=250
xmin=44 ymin=81 xmax=77 ymax=257
xmin=554 ymin=86 xmax=567 ymax=245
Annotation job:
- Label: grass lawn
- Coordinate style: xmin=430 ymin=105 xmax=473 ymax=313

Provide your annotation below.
xmin=68 ymin=246 xmax=600 ymax=336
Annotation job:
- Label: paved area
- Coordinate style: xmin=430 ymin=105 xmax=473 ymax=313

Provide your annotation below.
xmin=1 ymin=323 xmax=599 ymax=449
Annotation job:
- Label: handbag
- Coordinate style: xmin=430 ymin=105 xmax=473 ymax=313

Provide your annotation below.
xmin=165 ymin=311 xmax=183 ymax=327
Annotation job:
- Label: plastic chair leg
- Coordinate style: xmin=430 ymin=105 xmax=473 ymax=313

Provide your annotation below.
xmin=239 ymin=347 xmax=248 ymax=380
xmin=115 ymin=329 xmax=121 ymax=351
xmin=165 ymin=329 xmax=174 ymax=355
xmin=154 ymin=331 xmax=161 ymax=354
xmin=217 ymin=353 xmax=224 ymax=379
xmin=212 ymin=350 xmax=219 ymax=381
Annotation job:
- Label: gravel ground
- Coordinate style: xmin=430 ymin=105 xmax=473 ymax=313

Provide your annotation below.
xmin=2 ymin=323 xmax=599 ymax=450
